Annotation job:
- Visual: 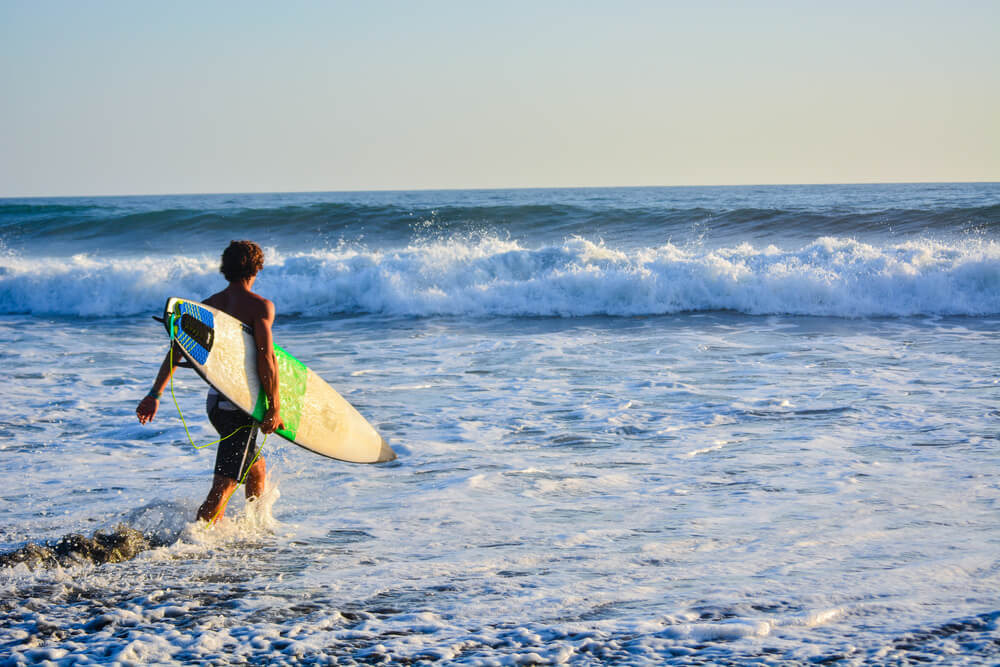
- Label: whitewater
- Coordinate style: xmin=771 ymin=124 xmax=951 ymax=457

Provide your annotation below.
xmin=2 ymin=183 xmax=1000 ymax=665
xmin=4 ymin=234 xmax=1000 ymax=319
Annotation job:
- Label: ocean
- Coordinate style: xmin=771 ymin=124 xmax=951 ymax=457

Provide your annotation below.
xmin=2 ymin=183 xmax=1000 ymax=665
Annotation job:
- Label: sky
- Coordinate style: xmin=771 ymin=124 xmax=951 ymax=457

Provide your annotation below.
xmin=1 ymin=0 xmax=998 ymax=197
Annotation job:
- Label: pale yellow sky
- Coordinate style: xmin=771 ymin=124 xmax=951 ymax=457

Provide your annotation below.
xmin=1 ymin=1 xmax=997 ymax=196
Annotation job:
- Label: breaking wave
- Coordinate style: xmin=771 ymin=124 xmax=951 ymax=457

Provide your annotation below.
xmin=3 ymin=235 xmax=1000 ymax=318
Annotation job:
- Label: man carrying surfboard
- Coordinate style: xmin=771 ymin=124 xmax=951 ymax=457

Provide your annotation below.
xmin=136 ymin=240 xmax=283 ymax=523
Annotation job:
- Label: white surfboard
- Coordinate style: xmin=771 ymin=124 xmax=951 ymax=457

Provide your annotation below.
xmin=162 ymin=297 xmax=395 ymax=464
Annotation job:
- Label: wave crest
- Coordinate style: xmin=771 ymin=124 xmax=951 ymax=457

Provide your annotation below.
xmin=2 ymin=236 xmax=1000 ymax=318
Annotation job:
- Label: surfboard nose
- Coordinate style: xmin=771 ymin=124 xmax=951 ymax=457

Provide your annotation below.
xmin=376 ymin=437 xmax=397 ymax=463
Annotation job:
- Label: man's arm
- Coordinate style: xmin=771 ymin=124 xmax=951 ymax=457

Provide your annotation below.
xmin=253 ymin=299 xmax=284 ymax=434
xmin=136 ymin=340 xmax=184 ymax=424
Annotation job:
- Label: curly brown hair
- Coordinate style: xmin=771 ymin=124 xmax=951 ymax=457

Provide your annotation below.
xmin=220 ymin=240 xmax=264 ymax=282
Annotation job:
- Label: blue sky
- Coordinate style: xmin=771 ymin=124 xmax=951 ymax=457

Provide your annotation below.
xmin=1 ymin=1 xmax=997 ymax=196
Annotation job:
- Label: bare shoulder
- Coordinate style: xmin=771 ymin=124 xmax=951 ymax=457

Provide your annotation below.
xmin=249 ymin=293 xmax=276 ymax=326
xmin=203 ymin=291 xmax=225 ymax=309
xmin=252 ymin=293 xmax=275 ymax=315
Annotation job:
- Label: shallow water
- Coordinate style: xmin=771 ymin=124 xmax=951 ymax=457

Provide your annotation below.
xmin=3 ymin=312 xmax=1000 ymax=664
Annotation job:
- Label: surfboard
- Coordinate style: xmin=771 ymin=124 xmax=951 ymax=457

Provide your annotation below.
xmin=161 ymin=297 xmax=396 ymax=464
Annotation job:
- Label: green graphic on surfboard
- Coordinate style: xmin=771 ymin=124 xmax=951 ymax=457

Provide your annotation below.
xmin=163 ymin=297 xmax=395 ymax=464
xmin=250 ymin=345 xmax=307 ymax=440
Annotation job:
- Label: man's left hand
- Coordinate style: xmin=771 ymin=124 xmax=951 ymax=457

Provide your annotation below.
xmin=136 ymin=396 xmax=159 ymax=424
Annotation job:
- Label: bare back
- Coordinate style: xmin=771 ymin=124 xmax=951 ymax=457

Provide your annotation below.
xmin=204 ymin=286 xmax=273 ymax=330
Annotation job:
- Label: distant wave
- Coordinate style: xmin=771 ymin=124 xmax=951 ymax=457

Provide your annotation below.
xmin=3 ymin=236 xmax=1000 ymax=318
xmin=2 ymin=198 xmax=999 ymax=253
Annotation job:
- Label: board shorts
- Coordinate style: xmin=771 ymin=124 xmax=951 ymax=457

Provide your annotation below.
xmin=206 ymin=392 xmax=261 ymax=482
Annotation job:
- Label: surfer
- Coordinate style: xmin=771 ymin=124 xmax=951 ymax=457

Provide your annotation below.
xmin=136 ymin=240 xmax=284 ymax=522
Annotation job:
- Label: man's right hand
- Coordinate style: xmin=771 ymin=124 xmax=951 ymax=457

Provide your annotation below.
xmin=136 ymin=395 xmax=159 ymax=424
xmin=260 ymin=406 xmax=284 ymax=434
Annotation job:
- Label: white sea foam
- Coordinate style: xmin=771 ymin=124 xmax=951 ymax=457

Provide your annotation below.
xmin=3 ymin=235 xmax=1000 ymax=317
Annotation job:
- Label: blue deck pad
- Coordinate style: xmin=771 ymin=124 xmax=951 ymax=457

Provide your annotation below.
xmin=173 ymin=301 xmax=214 ymax=365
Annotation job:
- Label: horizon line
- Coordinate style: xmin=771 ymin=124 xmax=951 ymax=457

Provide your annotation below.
xmin=2 ymin=178 xmax=999 ymax=200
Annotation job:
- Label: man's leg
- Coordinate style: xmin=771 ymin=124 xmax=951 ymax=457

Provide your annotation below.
xmin=204 ymin=395 xmax=263 ymax=522
xmin=197 ymin=473 xmax=239 ymax=523
xmin=244 ymin=457 xmax=267 ymax=500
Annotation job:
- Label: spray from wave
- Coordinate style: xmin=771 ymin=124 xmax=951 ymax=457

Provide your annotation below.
xmin=1 ymin=490 xmax=281 ymax=571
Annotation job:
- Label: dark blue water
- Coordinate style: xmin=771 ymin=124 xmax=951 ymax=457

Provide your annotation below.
xmin=2 ymin=183 xmax=998 ymax=256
